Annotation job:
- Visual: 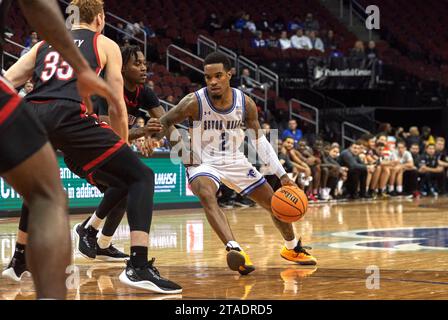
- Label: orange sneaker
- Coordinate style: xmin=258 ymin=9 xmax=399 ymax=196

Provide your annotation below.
xmin=226 ymin=248 xmax=255 ymax=276
xmin=280 ymin=239 xmax=317 ymax=265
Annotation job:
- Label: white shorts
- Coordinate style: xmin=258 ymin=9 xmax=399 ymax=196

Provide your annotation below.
xmin=186 ymin=159 xmax=266 ymax=196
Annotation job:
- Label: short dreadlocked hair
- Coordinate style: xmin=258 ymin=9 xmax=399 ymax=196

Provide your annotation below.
xmin=121 ymin=45 xmax=143 ymax=66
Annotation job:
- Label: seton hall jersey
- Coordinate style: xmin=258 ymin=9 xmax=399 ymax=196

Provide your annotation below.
xmin=192 ymin=87 xmax=247 ymax=164
xmin=25 ymin=29 xmax=102 ymax=103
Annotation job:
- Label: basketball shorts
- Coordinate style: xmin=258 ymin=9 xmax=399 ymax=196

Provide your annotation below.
xmin=0 ymin=84 xmax=47 ymax=174
xmin=186 ymin=158 xmax=266 ymax=196
xmin=27 ymin=99 xmax=127 ymax=176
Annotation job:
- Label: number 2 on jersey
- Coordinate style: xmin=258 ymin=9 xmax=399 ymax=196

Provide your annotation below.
xmin=220 ymin=131 xmax=226 ymax=152
xmin=40 ymin=51 xmax=74 ymax=82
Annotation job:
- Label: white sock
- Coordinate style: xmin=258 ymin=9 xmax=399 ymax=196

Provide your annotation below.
xmin=397 ymin=185 xmax=403 ymax=193
xmin=97 ymin=233 xmax=113 ymax=249
xmin=337 ymin=180 xmax=343 ymax=192
xmin=285 ymin=238 xmax=298 ymax=250
xmin=389 ymin=185 xmax=394 ymax=192
xmin=226 ymin=241 xmax=242 ymax=251
xmin=85 ymin=212 xmax=103 ymax=230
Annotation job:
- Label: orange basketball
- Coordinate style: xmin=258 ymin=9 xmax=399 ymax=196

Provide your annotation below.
xmin=271 ymin=186 xmax=308 ymax=223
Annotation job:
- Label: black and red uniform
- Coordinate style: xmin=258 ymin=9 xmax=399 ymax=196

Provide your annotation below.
xmin=0 ymin=0 xmax=47 ymax=174
xmin=95 ymin=84 xmax=160 ymax=127
xmin=25 ymin=29 xmax=126 ymax=175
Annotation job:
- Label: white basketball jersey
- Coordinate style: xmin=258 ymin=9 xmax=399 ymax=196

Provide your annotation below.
xmin=191 ymin=87 xmax=246 ymax=164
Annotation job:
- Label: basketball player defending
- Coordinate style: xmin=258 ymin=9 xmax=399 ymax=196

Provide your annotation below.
xmin=160 ymin=52 xmax=317 ymax=275
xmin=2 ymin=0 xmax=181 ymax=294
xmin=0 ymin=0 xmax=123 ymax=298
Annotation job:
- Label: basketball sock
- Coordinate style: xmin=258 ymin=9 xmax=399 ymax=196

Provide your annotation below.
xmin=85 ymin=212 xmax=103 ymax=230
xmin=130 ymin=246 xmax=148 ymax=268
xmin=397 ymin=185 xmax=403 ymax=193
xmin=97 ymin=233 xmax=113 ymax=249
xmin=381 ymin=187 xmax=387 ymax=193
xmin=389 ymin=185 xmax=395 ymax=192
xmin=285 ymin=238 xmax=298 ymax=250
xmin=226 ymin=241 xmax=242 ymax=251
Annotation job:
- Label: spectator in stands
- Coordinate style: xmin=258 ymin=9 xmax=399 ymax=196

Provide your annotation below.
xmin=366 ymin=40 xmax=378 ymax=59
xmin=266 ymin=35 xmax=280 ymax=48
xmin=324 ymin=144 xmax=348 ymax=198
xmin=309 ymin=31 xmax=324 ymax=52
xmin=304 ymin=13 xmax=320 ymax=31
xmin=166 ymin=95 xmax=177 ymax=104
xmin=339 ymin=140 xmax=375 ymax=199
xmin=419 ymin=143 xmax=444 ymax=196
xmin=147 ymin=80 xmax=155 ymax=90
xmin=230 ymin=67 xmax=239 ymax=88
xmin=273 ymin=16 xmax=285 ymax=32
xmin=240 ymin=68 xmax=257 ymax=92
xmin=406 ymin=126 xmax=421 ymax=149
xmin=281 ymin=119 xmax=302 ymax=144
xmin=131 ymin=136 xmax=146 ymax=153
xmin=435 ymin=137 xmax=448 ymax=194
xmin=205 ymin=13 xmax=222 ymax=35
xmin=391 ymin=140 xmax=419 ymax=197
xmin=279 ymin=31 xmax=292 ymax=50
xmin=244 ymin=14 xmax=257 ymax=33
xmin=257 ymin=12 xmax=273 ymax=32
xmin=287 ymin=16 xmax=303 ymax=32
xmin=20 ymin=37 xmax=38 ymax=57
xmin=234 ymin=12 xmax=248 ymax=32
xmin=297 ymin=139 xmax=321 ymax=200
xmin=114 ymin=22 xmax=126 ymax=44
xmin=314 ymin=140 xmax=336 ymax=200
xmin=279 ymin=137 xmax=312 ymax=188
xmin=24 ymin=31 xmax=37 ymax=48
xmin=18 ymin=81 xmax=33 ymax=98
xmin=323 ymin=29 xmax=338 ymax=51
xmin=420 ymin=126 xmax=435 ymax=148
xmin=251 ymin=31 xmax=267 ymax=48
xmin=291 ymin=28 xmax=312 ymax=50
xmin=135 ymin=117 xmax=145 ymax=128
xmin=350 ymin=41 xmax=366 ymax=59
xmin=136 ymin=21 xmax=155 ymax=38
xmin=387 ymin=140 xmax=412 ymax=196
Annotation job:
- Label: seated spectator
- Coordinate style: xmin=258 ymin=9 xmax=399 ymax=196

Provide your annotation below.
xmin=251 ymin=31 xmax=267 ymax=48
xmin=135 ymin=117 xmax=145 ymax=128
xmin=314 ymin=140 xmax=336 ymax=200
xmin=272 ymin=16 xmax=285 ymax=32
xmin=350 ymin=41 xmax=366 ymax=59
xmin=230 ymin=67 xmax=239 ymax=88
xmin=240 ymin=68 xmax=257 ymax=91
xmin=147 ymin=80 xmax=155 ymax=90
xmin=419 ymin=143 xmax=444 ymax=196
xmin=290 ymin=28 xmax=312 ymax=50
xmin=297 ymin=139 xmax=321 ymax=200
xmin=136 ymin=21 xmax=156 ymax=38
xmin=323 ymin=144 xmax=348 ymax=198
xmin=266 ymin=35 xmax=280 ymax=48
xmin=420 ymin=126 xmax=435 ymax=148
xmin=18 ymin=81 xmax=33 ymax=98
xmin=257 ymin=12 xmax=273 ymax=32
xmin=390 ymin=140 xmax=418 ymax=197
xmin=309 ymin=30 xmax=324 ymax=52
xmin=234 ymin=12 xmax=247 ymax=32
xmin=205 ymin=13 xmax=222 ymax=35
xmin=287 ymin=16 xmax=303 ymax=32
xmin=244 ymin=14 xmax=257 ymax=33
xmin=323 ymin=30 xmax=338 ymax=51
xmin=131 ymin=136 xmax=146 ymax=153
xmin=281 ymin=119 xmax=302 ymax=144
xmin=279 ymin=31 xmax=292 ymax=50
xmin=406 ymin=126 xmax=421 ymax=149
xmin=24 ymin=31 xmax=38 ymax=48
xmin=304 ymin=13 xmax=320 ymax=31
xmin=366 ymin=40 xmax=378 ymax=59
xmin=435 ymin=137 xmax=448 ymax=194
xmin=338 ymin=140 xmax=375 ymax=199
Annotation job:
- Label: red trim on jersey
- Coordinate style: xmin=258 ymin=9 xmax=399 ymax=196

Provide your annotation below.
xmin=82 ymin=140 xmax=126 ymax=172
xmin=124 ymin=85 xmax=141 ymax=108
xmin=86 ymin=172 xmax=95 ymax=185
xmin=28 ymin=99 xmax=55 ymax=104
xmin=0 ymin=76 xmax=16 ymax=95
xmin=0 ymin=94 xmax=21 ymax=125
xmin=93 ymin=33 xmax=102 ymax=75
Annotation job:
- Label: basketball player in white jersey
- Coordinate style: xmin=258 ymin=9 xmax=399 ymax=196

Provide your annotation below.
xmin=160 ymin=52 xmax=317 ymax=275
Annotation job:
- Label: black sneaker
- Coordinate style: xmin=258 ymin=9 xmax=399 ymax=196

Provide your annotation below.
xmin=2 ymin=257 xmax=30 ymax=282
xmin=234 ymin=198 xmax=253 ymax=208
xmin=219 ymin=200 xmax=234 ymax=209
xmin=119 ymin=258 xmax=182 ymax=294
xmin=96 ymin=244 xmax=129 ymax=262
xmin=73 ymin=223 xmax=98 ymax=259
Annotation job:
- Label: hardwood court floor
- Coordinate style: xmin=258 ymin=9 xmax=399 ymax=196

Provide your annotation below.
xmin=1 ymin=196 xmax=448 ymax=300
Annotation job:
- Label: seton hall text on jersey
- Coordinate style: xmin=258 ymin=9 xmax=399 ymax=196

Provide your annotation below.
xmin=203 ymin=120 xmax=243 ymax=130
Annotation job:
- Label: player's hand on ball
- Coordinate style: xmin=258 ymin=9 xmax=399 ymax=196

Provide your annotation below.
xmin=280 ymin=174 xmax=298 ymax=188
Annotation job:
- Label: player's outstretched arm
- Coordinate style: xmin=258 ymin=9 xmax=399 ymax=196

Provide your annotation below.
xmin=244 ymin=95 xmax=296 ymax=187
xmin=4 ymin=42 xmax=41 ymax=87
xmin=160 ymin=93 xmax=198 ymax=136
